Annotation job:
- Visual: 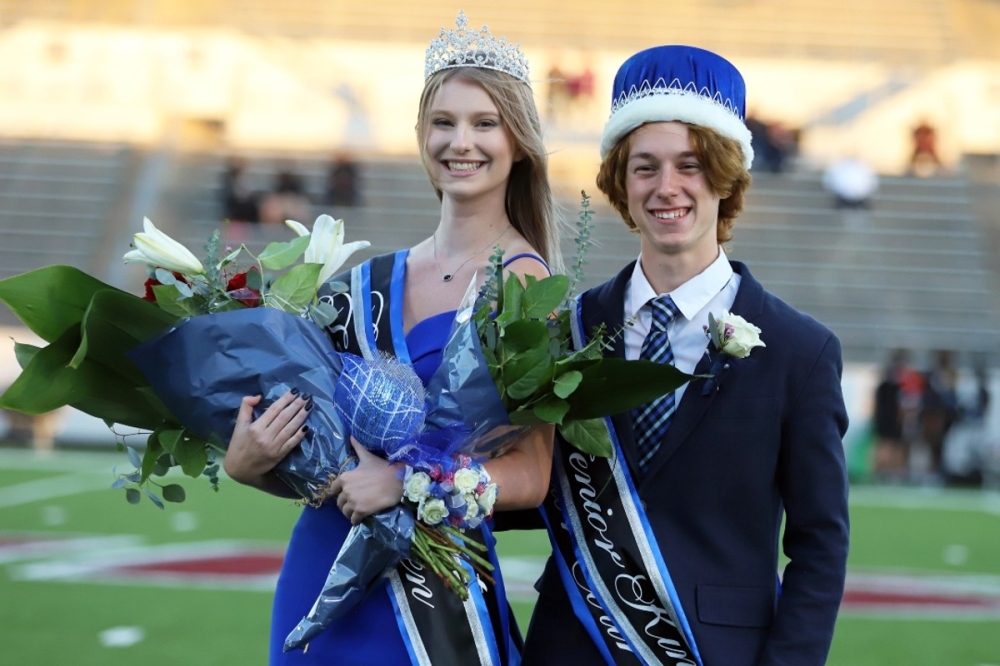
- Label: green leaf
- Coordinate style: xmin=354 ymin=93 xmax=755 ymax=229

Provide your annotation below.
xmin=532 ymin=397 xmax=570 ymax=425
xmin=309 ymin=301 xmax=339 ymax=329
xmin=559 ymin=418 xmax=613 ymax=457
xmin=0 ymin=327 xmax=165 ymax=428
xmin=140 ymin=432 xmax=164 ymax=482
xmin=125 ymin=488 xmax=141 ymax=504
xmin=70 ymin=289 xmax=177 ymax=384
xmin=501 ymin=319 xmax=549 ymax=352
xmin=553 ymin=370 xmax=583 ymax=399
xmin=501 ymin=273 xmax=525 ymax=320
xmin=504 ymin=349 xmax=553 ymax=401
xmin=162 ymin=484 xmax=186 ymax=503
xmin=521 ymin=275 xmax=569 ymax=320
xmin=126 ymin=445 xmax=142 ymax=468
xmin=175 ymin=436 xmax=210 ymax=478
xmin=145 ymin=489 xmax=165 ymax=509
xmin=152 ymin=284 xmax=204 ymax=318
xmin=245 ymin=267 xmax=263 ymax=290
xmin=0 ymin=266 xmax=130 ymax=343
xmin=268 ymin=263 xmax=322 ymax=311
xmin=158 ymin=429 xmax=184 ymax=455
xmin=13 ymin=341 xmax=40 ymax=369
xmin=565 ymin=358 xmax=694 ymax=421
xmin=258 ymin=235 xmax=311 ymax=270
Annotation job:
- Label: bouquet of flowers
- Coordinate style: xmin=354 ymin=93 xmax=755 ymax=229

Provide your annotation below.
xmin=0 ymin=195 xmax=695 ymax=652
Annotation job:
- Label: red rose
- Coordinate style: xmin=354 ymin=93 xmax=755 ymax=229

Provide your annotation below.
xmin=226 ymin=269 xmax=262 ymax=308
xmin=141 ymin=272 xmax=189 ymax=303
xmin=142 ymin=277 xmax=159 ymax=302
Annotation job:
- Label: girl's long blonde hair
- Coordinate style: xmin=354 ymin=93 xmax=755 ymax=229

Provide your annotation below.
xmin=417 ymin=67 xmax=564 ymax=274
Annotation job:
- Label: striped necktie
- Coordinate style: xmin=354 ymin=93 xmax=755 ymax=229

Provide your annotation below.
xmin=632 ymin=295 xmax=681 ymax=475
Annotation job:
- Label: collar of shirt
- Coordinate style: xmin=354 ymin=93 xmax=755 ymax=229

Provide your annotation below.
xmin=624 ymin=248 xmax=740 ymax=405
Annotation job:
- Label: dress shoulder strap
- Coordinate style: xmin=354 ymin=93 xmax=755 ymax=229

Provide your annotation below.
xmin=501 ymin=252 xmax=551 ymax=276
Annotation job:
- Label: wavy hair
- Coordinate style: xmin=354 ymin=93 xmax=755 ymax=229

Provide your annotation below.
xmin=595 ymin=122 xmax=751 ymax=244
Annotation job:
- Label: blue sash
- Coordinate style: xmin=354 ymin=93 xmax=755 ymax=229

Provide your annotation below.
xmin=320 ymin=252 xmax=514 ymax=666
xmin=537 ymin=298 xmax=704 ymax=666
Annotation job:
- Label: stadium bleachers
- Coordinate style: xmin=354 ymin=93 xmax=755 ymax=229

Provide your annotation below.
xmin=2 ymin=0 xmax=989 ymax=63
xmin=0 ymin=139 xmax=133 ymax=325
xmin=152 ymin=150 xmax=1000 ymax=364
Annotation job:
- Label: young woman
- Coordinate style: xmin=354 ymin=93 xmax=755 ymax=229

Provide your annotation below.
xmin=223 ymin=13 xmax=559 ymax=665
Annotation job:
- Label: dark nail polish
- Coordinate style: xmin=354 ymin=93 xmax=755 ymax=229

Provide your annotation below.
xmin=301 ymin=393 xmax=312 ymax=402
xmin=301 ymin=425 xmax=310 ymax=434
xmin=305 ymin=400 xmax=314 ymax=412
xmin=290 ymin=387 xmax=299 ymax=395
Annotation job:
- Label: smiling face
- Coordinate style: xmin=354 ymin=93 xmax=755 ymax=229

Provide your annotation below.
xmin=421 ymin=76 xmax=518 ymax=205
xmin=624 ymin=121 xmax=722 ymax=269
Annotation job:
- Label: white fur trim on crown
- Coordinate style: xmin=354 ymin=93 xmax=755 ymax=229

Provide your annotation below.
xmin=600 ymin=90 xmax=754 ymax=169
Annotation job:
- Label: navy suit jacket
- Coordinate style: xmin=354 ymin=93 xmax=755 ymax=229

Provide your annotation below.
xmin=521 ymin=260 xmax=850 ymax=666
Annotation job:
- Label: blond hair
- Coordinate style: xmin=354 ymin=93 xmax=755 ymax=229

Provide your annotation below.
xmin=417 ymin=67 xmax=563 ymax=273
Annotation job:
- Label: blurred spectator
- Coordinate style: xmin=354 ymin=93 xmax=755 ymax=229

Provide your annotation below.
xmin=546 ymin=62 xmax=595 ymax=125
xmin=823 ymin=155 xmax=878 ymax=230
xmin=221 ymin=157 xmax=260 ymax=223
xmin=872 ymin=349 xmax=908 ymax=480
xmin=325 ymin=153 xmax=361 ymax=207
xmin=746 ymin=113 xmax=796 ymax=173
xmin=823 ymin=156 xmax=878 ymax=209
xmin=910 ymin=120 xmax=943 ymax=177
xmin=259 ymin=166 xmax=312 ymax=224
xmin=921 ymin=349 xmax=959 ymax=479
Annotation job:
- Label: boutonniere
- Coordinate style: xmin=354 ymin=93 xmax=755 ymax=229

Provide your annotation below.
xmin=701 ymin=311 xmax=765 ymax=395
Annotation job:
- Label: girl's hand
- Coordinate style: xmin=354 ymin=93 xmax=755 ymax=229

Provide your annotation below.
xmin=223 ymin=390 xmax=311 ymax=488
xmin=329 ymin=438 xmax=404 ymax=525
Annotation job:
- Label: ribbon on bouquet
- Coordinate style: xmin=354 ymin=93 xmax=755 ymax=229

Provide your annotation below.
xmin=536 ymin=300 xmax=704 ymax=666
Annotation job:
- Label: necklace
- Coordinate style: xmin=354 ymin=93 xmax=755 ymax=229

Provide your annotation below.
xmin=432 ymin=225 xmax=511 ymax=282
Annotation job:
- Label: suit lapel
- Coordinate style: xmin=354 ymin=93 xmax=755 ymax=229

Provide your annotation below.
xmin=641 ymin=261 xmax=766 ymax=482
xmin=581 ymin=262 xmax=642 ymax=477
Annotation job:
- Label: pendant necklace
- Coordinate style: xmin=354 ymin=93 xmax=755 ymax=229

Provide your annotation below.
xmin=432 ymin=225 xmax=511 ymax=282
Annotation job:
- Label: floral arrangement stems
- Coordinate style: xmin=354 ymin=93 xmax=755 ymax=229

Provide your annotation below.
xmin=412 ymin=523 xmax=495 ymax=600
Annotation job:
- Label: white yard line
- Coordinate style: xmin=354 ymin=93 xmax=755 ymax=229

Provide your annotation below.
xmin=0 ymin=473 xmax=113 ymax=508
xmin=849 ymin=486 xmax=1000 ymax=517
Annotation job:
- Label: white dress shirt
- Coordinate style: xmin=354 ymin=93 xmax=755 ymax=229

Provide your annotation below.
xmin=624 ymin=248 xmax=741 ymax=406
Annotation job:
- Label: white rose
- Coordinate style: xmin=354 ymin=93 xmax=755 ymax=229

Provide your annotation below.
xmin=453 ymin=468 xmax=481 ymax=495
xmin=403 ymin=471 xmax=432 ymax=503
xmin=463 ymin=494 xmax=480 ymax=521
xmin=711 ymin=312 xmax=765 ymax=359
xmin=418 ymin=497 xmax=449 ymax=525
xmin=477 ymin=483 xmax=498 ymax=515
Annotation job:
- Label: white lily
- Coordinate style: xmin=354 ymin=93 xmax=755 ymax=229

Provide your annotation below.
xmin=123 ymin=217 xmax=204 ymax=275
xmin=286 ymin=215 xmax=370 ymax=286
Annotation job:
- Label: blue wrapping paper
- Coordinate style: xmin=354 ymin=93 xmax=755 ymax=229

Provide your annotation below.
xmin=127 ymin=305 xmax=515 ymax=651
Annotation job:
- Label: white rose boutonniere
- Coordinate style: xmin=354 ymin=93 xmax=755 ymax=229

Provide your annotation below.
xmin=701 ymin=312 xmax=764 ymax=395
xmin=707 ymin=311 xmax=765 ymax=359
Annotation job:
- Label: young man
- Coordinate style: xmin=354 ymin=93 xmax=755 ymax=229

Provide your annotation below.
xmin=522 ymin=46 xmax=850 ymax=666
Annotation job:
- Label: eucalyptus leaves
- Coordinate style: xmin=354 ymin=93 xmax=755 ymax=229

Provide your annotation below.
xmin=473 ymin=193 xmax=692 ymax=458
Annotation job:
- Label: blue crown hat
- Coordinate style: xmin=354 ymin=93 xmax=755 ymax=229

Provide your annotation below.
xmin=600 ymin=45 xmax=754 ymax=170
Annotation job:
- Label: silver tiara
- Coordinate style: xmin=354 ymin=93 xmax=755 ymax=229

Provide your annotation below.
xmin=424 ymin=11 xmax=530 ymax=84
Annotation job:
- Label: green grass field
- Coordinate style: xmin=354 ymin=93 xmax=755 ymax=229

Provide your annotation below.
xmin=2 ymin=447 xmax=999 ymax=665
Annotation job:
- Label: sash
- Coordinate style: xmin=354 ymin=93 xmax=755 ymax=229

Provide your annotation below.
xmin=321 ymin=251 xmax=514 ymax=666
xmin=536 ymin=298 xmax=704 ymax=666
